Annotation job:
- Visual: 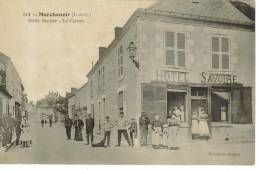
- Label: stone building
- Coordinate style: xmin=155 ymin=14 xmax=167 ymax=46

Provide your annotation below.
xmin=0 ymin=52 xmax=24 ymax=119
xmin=83 ymin=0 xmax=254 ymax=142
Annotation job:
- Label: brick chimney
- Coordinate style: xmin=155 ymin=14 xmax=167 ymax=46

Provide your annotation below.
xmin=114 ymin=27 xmax=122 ymax=39
xmin=99 ymin=47 xmax=107 ymax=59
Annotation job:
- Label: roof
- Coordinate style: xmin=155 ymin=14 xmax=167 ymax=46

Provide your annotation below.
xmin=147 ymin=0 xmax=253 ymax=23
xmin=230 ymin=1 xmax=255 ymax=21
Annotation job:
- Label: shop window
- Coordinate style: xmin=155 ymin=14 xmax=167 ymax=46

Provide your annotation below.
xmin=165 ymin=32 xmax=186 ymax=67
xmin=191 ymin=87 xmax=207 ymax=98
xmin=167 ymin=92 xmax=186 ymax=122
xmin=211 ymin=91 xmax=230 ymax=122
xmin=211 ymin=36 xmax=230 ymax=70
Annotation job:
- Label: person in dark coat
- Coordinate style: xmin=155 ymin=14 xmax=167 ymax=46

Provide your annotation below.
xmin=85 ymin=114 xmax=95 ymax=145
xmin=64 ymin=114 xmax=73 ymax=140
xmin=73 ymin=114 xmax=84 ymax=141
xmin=15 ymin=115 xmax=22 ymax=145
xmin=49 ymin=116 xmax=53 ymax=127
xmin=41 ymin=119 xmax=44 ymax=128
xmin=139 ymin=112 xmax=150 ymax=147
xmin=6 ymin=114 xmax=15 ymax=144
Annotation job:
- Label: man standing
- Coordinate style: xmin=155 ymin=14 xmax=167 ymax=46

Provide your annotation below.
xmin=15 ymin=115 xmax=22 ymax=145
xmin=129 ymin=118 xmax=137 ymax=146
xmin=85 ymin=114 xmax=95 ymax=145
xmin=49 ymin=115 xmax=53 ymax=127
xmin=6 ymin=114 xmax=15 ymax=145
xmin=139 ymin=111 xmax=150 ymax=147
xmin=64 ymin=114 xmax=73 ymax=140
xmin=116 ymin=112 xmax=131 ymax=146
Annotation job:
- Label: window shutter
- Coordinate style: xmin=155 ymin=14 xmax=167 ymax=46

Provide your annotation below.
xmin=231 ymin=88 xmax=252 ymax=124
xmin=0 ymin=98 xmax=2 ymax=117
xmin=212 ymin=37 xmax=219 ymax=52
xmin=221 ymin=37 xmax=229 ymax=52
xmin=178 ymin=51 xmax=185 ymax=67
xmin=142 ymin=84 xmax=167 ymax=123
xmin=222 ymin=54 xmax=229 ymax=69
xmin=165 ymin=32 xmax=174 ymax=47
xmin=212 ymin=54 xmax=219 ymax=69
xmin=166 ymin=50 xmax=175 ymax=65
xmin=177 ymin=33 xmax=185 ymax=49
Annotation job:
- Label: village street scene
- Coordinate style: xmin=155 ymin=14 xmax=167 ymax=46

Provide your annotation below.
xmin=0 ymin=0 xmax=255 ymax=165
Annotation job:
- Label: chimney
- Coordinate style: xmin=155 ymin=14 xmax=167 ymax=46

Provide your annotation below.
xmin=71 ymin=88 xmax=77 ymax=93
xmin=99 ymin=47 xmax=107 ymax=59
xmin=114 ymin=27 xmax=122 ymax=39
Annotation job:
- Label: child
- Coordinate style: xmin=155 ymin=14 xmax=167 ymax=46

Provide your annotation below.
xmin=151 ymin=114 xmax=163 ymax=149
xmin=129 ymin=118 xmax=137 ymax=146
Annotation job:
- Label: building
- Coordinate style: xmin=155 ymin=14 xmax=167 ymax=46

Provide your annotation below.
xmin=83 ymin=0 xmax=255 ymax=143
xmin=0 ymin=52 xmax=24 ymax=119
xmin=68 ymin=83 xmax=89 ymax=120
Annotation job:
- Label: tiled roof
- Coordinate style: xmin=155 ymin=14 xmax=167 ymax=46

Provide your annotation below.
xmin=147 ymin=0 xmax=253 ymax=23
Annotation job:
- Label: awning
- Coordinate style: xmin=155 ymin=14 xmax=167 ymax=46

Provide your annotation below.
xmin=212 ymin=91 xmax=230 ymax=101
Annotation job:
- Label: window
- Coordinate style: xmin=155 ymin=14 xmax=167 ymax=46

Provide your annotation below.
xmin=118 ymin=46 xmax=123 ymax=77
xmin=165 ymin=32 xmax=186 ymax=67
xmin=97 ymin=70 xmax=101 ymax=91
xmin=212 ymin=37 xmax=230 ymax=70
xmin=102 ymin=66 xmax=105 ymax=87
xmin=118 ymin=91 xmax=124 ymax=113
xmin=90 ymin=80 xmax=93 ymax=97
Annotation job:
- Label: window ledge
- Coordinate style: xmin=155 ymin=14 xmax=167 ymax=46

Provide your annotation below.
xmin=161 ymin=66 xmax=188 ymax=72
xmin=208 ymin=69 xmax=232 ymax=73
xmin=211 ymin=122 xmax=233 ymax=127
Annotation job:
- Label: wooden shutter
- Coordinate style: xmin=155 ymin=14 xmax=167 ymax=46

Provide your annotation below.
xmin=0 ymin=98 xmax=2 ymax=118
xmin=142 ymin=84 xmax=167 ymax=123
xmin=231 ymin=87 xmax=252 ymax=124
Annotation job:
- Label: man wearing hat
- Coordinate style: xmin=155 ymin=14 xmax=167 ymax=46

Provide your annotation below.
xmin=116 ymin=112 xmax=131 ymax=146
xmin=139 ymin=111 xmax=150 ymax=147
xmin=85 ymin=113 xmax=95 ymax=145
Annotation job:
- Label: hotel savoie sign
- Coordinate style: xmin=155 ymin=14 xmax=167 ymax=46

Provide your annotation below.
xmin=155 ymin=70 xmax=237 ymax=85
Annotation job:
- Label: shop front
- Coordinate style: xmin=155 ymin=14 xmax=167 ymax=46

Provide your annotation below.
xmin=141 ymin=71 xmax=253 ymax=142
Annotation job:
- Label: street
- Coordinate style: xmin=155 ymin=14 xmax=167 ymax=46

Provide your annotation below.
xmin=0 ymin=114 xmax=255 ymax=165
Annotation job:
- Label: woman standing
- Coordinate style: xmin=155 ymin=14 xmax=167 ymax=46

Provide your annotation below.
xmin=151 ymin=114 xmax=163 ymax=149
xmin=20 ymin=116 xmax=32 ymax=147
xmin=73 ymin=114 xmax=84 ymax=141
xmin=167 ymin=114 xmax=181 ymax=150
xmin=198 ymin=107 xmax=210 ymax=140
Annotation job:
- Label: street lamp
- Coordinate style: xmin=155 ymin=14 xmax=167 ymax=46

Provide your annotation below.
xmin=127 ymin=41 xmax=139 ymax=69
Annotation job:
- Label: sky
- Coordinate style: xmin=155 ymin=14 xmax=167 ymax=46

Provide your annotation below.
xmin=0 ymin=0 xmax=254 ymax=102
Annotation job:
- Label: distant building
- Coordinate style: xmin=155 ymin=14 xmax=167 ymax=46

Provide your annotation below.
xmin=67 ymin=83 xmax=89 ymax=120
xmin=0 ymin=52 xmax=25 ymax=119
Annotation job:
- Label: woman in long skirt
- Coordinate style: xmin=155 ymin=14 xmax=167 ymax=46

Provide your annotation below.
xmin=73 ymin=114 xmax=84 ymax=141
xmin=20 ymin=116 xmax=32 ymax=147
xmin=198 ymin=107 xmax=210 ymax=140
xmin=151 ymin=114 xmax=163 ymax=149
xmin=168 ymin=114 xmax=180 ymax=150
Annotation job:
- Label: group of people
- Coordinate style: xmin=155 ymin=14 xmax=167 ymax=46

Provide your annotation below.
xmin=0 ymin=114 xmax=32 ymax=149
xmin=40 ymin=116 xmax=53 ymax=128
xmin=191 ymin=107 xmax=210 ymax=140
xmin=62 ymin=107 xmax=210 ymax=150
xmin=64 ymin=112 xmax=138 ymax=147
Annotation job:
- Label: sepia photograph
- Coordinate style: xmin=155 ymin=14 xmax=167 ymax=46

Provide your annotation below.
xmin=0 ymin=0 xmax=255 ymax=165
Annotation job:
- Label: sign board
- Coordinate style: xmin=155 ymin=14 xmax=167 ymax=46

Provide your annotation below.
xmin=156 ymin=70 xmax=187 ymax=83
xmin=201 ymin=72 xmax=237 ymax=85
